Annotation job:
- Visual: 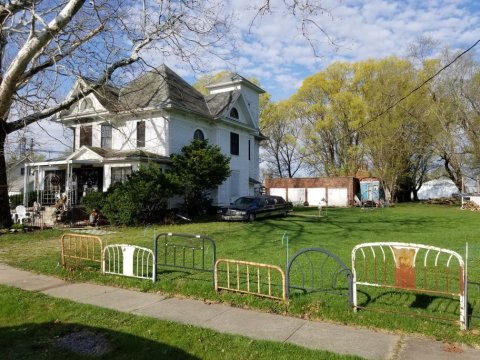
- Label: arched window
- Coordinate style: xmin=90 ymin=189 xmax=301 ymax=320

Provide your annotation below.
xmin=229 ymin=107 xmax=239 ymax=119
xmin=193 ymin=129 xmax=205 ymax=140
xmin=80 ymin=98 xmax=93 ymax=111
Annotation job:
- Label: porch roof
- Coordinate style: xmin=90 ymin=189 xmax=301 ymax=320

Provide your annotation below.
xmin=27 ymin=146 xmax=170 ymax=166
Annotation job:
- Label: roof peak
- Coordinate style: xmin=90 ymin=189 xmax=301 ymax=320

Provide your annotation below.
xmin=206 ymin=72 xmax=265 ymax=94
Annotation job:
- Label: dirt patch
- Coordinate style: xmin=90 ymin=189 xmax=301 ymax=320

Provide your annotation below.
xmin=55 ymin=330 xmax=110 ymax=357
xmin=443 ymin=343 xmax=464 ymax=353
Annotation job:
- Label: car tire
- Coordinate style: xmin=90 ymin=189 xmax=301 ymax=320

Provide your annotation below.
xmin=248 ymin=213 xmax=256 ymax=222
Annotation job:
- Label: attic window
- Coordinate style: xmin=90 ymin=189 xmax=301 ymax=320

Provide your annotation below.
xmin=80 ymin=98 xmax=93 ymax=111
xmin=229 ymin=107 xmax=239 ymax=119
xmin=193 ymin=129 xmax=205 ymax=141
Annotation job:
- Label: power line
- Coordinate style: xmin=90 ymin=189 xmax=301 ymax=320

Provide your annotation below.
xmin=338 ymin=39 xmax=480 ymax=141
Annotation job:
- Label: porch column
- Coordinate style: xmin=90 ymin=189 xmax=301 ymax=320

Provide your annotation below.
xmin=36 ymin=165 xmax=40 ymax=203
xmin=66 ymin=160 xmax=73 ymax=205
xmin=66 ymin=161 xmax=70 ymax=196
xmin=23 ymin=164 xmax=28 ymax=206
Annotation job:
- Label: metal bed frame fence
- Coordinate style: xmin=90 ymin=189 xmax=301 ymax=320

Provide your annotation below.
xmin=352 ymin=242 xmax=467 ymax=330
xmin=60 ymin=233 xmax=104 ymax=271
xmin=154 ymin=232 xmax=216 ymax=283
xmin=214 ymin=259 xmax=286 ymax=302
xmin=57 ymin=230 xmax=479 ymax=328
xmin=103 ymin=244 xmax=156 ymax=282
xmin=286 ymin=247 xmax=353 ymax=304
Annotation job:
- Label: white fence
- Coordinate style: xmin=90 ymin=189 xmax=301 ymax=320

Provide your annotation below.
xmin=103 ymin=244 xmax=156 ymax=282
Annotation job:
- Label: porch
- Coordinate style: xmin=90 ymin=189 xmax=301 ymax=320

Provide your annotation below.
xmin=22 ymin=146 xmax=170 ymax=208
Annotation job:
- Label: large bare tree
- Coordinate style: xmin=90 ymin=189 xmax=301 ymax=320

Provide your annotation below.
xmin=0 ymin=0 xmax=235 ymax=227
xmin=0 ymin=0 xmax=333 ymax=228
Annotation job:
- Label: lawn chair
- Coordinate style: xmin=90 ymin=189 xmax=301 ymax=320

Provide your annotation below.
xmin=15 ymin=205 xmax=32 ymax=224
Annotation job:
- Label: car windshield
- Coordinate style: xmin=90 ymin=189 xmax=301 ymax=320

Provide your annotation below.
xmin=232 ymin=197 xmax=256 ymax=208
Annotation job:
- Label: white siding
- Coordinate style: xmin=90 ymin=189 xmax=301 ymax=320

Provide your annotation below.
xmin=240 ymin=86 xmax=260 ymax=127
xmin=71 ymin=115 xmax=167 ymax=156
xmin=169 ymin=113 xmax=214 ymax=155
xmin=230 ymin=170 xmax=240 ymax=199
xmin=117 ymin=116 xmax=168 ymax=155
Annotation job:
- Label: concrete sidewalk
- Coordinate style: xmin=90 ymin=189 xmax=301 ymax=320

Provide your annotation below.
xmin=0 ymin=263 xmax=478 ymax=360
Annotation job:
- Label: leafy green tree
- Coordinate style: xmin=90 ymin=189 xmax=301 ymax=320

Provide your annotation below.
xmin=294 ymin=62 xmax=366 ymax=176
xmin=358 ymin=57 xmax=436 ymax=201
xmin=170 ymin=139 xmax=230 ymax=216
xmin=260 ymin=100 xmax=306 ymax=178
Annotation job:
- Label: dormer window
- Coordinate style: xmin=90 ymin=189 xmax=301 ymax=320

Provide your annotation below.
xmin=193 ymin=129 xmax=205 ymax=141
xmin=229 ymin=107 xmax=239 ymax=119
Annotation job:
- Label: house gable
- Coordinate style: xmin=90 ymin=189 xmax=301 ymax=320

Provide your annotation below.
xmin=205 ymin=72 xmax=264 ymax=130
xmin=67 ymin=146 xmax=104 ymax=162
xmin=227 ymin=94 xmax=257 ymax=129
xmin=58 ymin=78 xmax=121 ymax=121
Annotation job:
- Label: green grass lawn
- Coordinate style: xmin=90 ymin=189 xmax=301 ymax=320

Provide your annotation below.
xmin=0 ymin=285 xmax=361 ymax=360
xmin=1 ymin=202 xmax=480 ymax=345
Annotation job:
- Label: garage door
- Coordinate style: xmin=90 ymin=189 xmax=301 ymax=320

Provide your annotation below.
xmin=307 ymin=188 xmax=326 ymax=206
xmin=288 ymin=188 xmax=305 ymax=204
xmin=327 ymin=188 xmax=348 ymax=207
xmin=269 ymin=188 xmax=287 ymax=199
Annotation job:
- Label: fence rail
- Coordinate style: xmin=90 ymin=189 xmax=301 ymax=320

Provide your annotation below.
xmin=214 ymin=259 xmax=286 ymax=302
xmin=60 ymin=233 xmax=104 ymax=271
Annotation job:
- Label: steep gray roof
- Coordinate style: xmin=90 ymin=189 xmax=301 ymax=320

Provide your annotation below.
xmin=60 ymin=65 xmax=252 ymax=121
xmin=205 ymin=90 xmax=241 ymax=118
xmin=119 ymin=65 xmax=210 ymax=116
xmin=87 ymin=82 xmax=122 ymax=112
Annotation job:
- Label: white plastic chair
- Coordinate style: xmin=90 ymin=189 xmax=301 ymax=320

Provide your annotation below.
xmin=15 ymin=205 xmax=31 ymax=224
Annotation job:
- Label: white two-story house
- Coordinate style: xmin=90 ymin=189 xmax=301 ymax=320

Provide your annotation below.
xmin=25 ymin=65 xmax=264 ymax=207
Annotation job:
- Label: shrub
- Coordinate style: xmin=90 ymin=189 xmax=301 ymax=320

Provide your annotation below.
xmin=101 ymin=163 xmax=180 ymax=225
xmin=80 ymin=191 xmax=107 ymax=214
xmin=10 ymin=223 xmax=24 ymax=230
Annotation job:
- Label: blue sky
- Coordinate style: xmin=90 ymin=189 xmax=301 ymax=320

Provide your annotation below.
xmin=175 ymin=0 xmax=480 ymax=101
xmin=19 ymin=0 xmax=480 ymax=154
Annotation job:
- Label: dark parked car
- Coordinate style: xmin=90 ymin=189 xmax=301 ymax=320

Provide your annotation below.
xmin=219 ymin=195 xmax=293 ymax=221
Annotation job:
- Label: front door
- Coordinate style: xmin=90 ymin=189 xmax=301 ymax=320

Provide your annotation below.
xmin=43 ymin=170 xmax=66 ymax=205
xmin=73 ymin=167 xmax=103 ymax=201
